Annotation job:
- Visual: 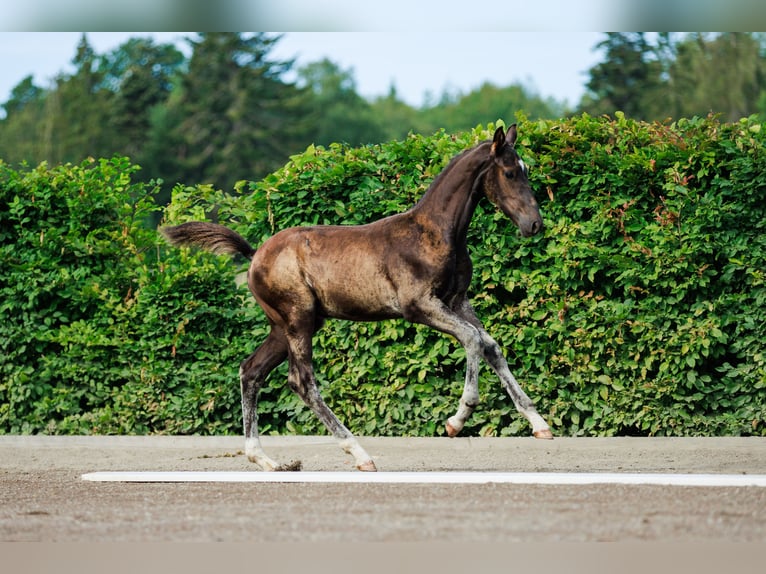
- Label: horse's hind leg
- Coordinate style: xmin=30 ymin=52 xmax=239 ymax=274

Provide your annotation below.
xmin=285 ymin=329 xmax=377 ymax=471
xmin=240 ymin=328 xmax=292 ymax=470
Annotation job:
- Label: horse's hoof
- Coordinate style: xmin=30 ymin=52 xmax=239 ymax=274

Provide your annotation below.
xmin=533 ymin=429 xmax=554 ymax=440
xmin=357 ymin=460 xmax=378 ymax=472
xmin=274 ymin=460 xmax=303 ymax=471
xmin=445 ymin=419 xmax=461 ymax=438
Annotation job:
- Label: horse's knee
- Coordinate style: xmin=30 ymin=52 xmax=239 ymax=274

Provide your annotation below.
xmin=482 ymin=343 xmax=503 ymax=363
xmin=477 ymin=334 xmax=504 ymax=364
xmin=241 ymin=349 xmax=286 ymax=385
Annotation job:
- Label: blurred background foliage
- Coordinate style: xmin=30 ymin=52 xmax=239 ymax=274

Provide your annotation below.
xmin=3 ymin=33 xmax=766 ymax=201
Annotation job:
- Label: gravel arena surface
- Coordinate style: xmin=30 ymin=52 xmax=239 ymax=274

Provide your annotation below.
xmin=2 ymin=435 xmax=766 ymax=546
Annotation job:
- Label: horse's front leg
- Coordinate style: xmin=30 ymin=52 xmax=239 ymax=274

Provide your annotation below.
xmin=445 ymin=299 xmax=483 ymax=436
xmin=458 ymin=299 xmax=552 ymax=438
xmin=413 ymin=298 xmax=553 ymax=439
xmin=481 ymin=337 xmax=553 ymax=439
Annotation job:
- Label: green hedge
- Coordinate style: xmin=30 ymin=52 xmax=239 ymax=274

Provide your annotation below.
xmin=2 ymin=114 xmax=765 ymax=436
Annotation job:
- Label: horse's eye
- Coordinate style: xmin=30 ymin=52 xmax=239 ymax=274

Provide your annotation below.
xmin=504 ymin=170 xmax=515 ymax=179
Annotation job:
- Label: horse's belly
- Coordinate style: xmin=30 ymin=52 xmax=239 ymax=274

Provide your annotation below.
xmin=310 ymin=269 xmax=402 ymax=321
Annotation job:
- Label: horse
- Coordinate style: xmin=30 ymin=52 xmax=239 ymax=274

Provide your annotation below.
xmin=161 ymin=124 xmax=552 ymax=472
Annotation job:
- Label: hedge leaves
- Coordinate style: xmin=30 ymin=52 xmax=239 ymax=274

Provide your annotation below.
xmin=2 ymin=114 xmax=764 ymax=436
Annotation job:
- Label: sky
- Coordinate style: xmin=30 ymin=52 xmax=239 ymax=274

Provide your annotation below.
xmin=0 ymin=32 xmax=605 ymax=113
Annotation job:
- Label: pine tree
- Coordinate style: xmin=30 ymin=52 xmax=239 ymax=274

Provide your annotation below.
xmin=0 ymin=76 xmax=46 ymax=163
xmin=298 ymin=58 xmax=387 ymax=146
xmin=43 ymin=34 xmax=115 ymax=163
xmin=580 ymin=33 xmax=665 ymax=119
xmin=668 ymin=33 xmax=765 ymax=121
xmin=161 ymin=33 xmax=312 ymax=192
xmin=99 ymin=38 xmax=185 ymax=160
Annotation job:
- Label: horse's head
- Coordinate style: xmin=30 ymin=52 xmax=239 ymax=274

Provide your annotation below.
xmin=484 ymin=124 xmax=543 ymax=237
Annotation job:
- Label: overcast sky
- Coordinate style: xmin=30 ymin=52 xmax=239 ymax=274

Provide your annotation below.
xmin=0 ymin=32 xmax=604 ymax=112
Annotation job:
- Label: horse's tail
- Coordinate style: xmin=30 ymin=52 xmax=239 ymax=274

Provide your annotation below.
xmin=160 ymin=221 xmax=256 ymax=260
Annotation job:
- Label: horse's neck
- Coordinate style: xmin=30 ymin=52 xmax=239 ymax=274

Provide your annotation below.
xmin=409 ymin=143 xmax=490 ymax=244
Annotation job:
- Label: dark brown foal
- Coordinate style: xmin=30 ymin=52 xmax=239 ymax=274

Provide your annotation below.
xmin=162 ymin=124 xmax=552 ymax=471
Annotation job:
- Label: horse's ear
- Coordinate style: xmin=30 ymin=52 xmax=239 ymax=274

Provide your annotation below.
xmin=506 ymin=123 xmax=518 ymax=147
xmin=491 ymin=126 xmax=506 ymax=156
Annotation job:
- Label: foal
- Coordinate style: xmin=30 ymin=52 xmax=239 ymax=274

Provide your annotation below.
xmin=162 ymin=124 xmax=552 ymax=471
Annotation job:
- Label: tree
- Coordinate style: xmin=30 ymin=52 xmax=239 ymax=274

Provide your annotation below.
xmin=581 ymin=33 xmax=766 ymax=122
xmin=580 ymin=33 xmax=666 ymax=119
xmin=0 ymin=76 xmax=46 ymax=163
xmin=1 ymin=75 xmax=43 ymax=117
xmin=298 ymin=58 xmax=387 ymax=146
xmin=41 ymin=34 xmax=116 ymax=163
xmin=369 ymin=84 xmax=423 ymax=141
xmin=668 ymin=33 xmax=766 ymax=122
xmin=160 ymin=33 xmax=313 ymax=192
xmin=0 ymin=35 xmax=186 ymax=172
xmin=98 ymin=38 xmax=186 ymax=160
xmin=419 ymin=82 xmax=564 ymax=133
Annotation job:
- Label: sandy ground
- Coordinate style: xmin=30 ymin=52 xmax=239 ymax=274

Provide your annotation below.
xmin=2 ymin=435 xmax=766 ymax=544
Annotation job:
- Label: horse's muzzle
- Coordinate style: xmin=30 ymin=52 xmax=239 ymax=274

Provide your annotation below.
xmin=519 ymin=214 xmax=544 ymax=237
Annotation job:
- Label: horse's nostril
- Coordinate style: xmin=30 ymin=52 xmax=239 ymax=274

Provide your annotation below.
xmin=531 ymin=218 xmax=543 ymax=235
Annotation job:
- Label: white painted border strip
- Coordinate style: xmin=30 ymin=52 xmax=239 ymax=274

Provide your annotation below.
xmin=81 ymin=471 xmax=766 ymax=487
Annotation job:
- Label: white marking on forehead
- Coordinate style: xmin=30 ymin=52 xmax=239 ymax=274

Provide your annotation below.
xmin=518 ymin=159 xmax=527 ymax=174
